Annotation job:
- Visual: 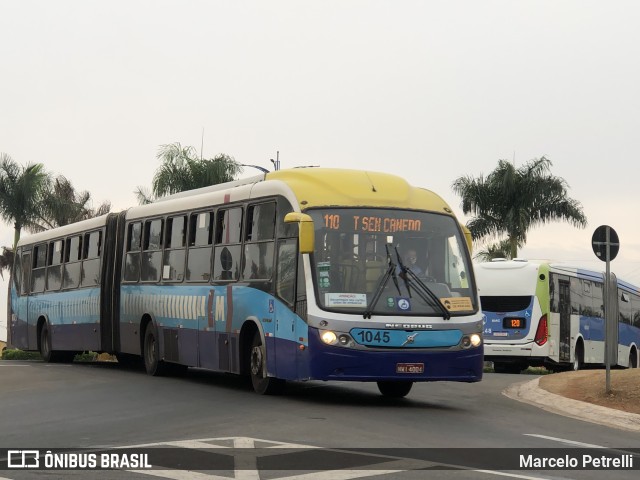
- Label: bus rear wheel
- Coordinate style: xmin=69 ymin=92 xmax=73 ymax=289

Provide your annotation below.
xmin=40 ymin=324 xmax=74 ymax=363
xmin=571 ymin=342 xmax=584 ymax=371
xmin=249 ymin=331 xmax=284 ymax=395
xmin=377 ymin=381 xmax=413 ymax=398
xmin=630 ymin=349 xmax=638 ymax=369
xmin=144 ymin=324 xmax=168 ymax=376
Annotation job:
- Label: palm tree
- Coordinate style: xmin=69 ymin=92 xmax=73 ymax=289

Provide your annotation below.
xmin=452 ymin=157 xmax=587 ymax=259
xmin=474 ymin=239 xmax=516 ymax=262
xmin=0 ymin=247 xmax=14 ymax=280
xmin=33 ymin=175 xmax=111 ymax=231
xmin=135 ymin=142 xmax=243 ymax=203
xmin=0 ymin=153 xmax=50 ymax=251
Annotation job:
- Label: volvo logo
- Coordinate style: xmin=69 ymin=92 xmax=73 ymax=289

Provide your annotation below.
xmin=402 ymin=333 xmax=420 ymax=346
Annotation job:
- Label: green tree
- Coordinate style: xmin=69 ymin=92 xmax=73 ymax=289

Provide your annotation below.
xmin=135 ymin=142 xmax=243 ymax=203
xmin=0 ymin=246 xmax=14 ymax=280
xmin=33 ymin=175 xmax=111 ymax=231
xmin=0 ymin=153 xmax=50 ymax=251
xmin=452 ymin=157 xmax=587 ymax=259
xmin=474 ymin=239 xmax=517 ymax=262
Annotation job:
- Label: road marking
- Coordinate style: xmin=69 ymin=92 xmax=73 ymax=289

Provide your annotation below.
xmin=524 ymin=434 xmax=604 ymax=448
xmin=0 ymin=364 xmax=30 ymax=367
xmin=473 ymin=471 xmax=548 ymax=480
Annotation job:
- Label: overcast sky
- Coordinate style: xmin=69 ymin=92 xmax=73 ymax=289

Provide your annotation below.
xmin=2 ymin=1 xmax=640 ymax=340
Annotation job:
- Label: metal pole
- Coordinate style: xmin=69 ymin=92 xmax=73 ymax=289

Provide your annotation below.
xmin=605 ymin=226 xmax=611 ymax=394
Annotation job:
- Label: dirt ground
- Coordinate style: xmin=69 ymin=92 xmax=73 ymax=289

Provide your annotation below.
xmin=539 ymin=369 xmax=640 ymax=415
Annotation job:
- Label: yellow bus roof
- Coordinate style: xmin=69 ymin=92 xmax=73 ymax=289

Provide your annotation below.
xmin=266 ymin=168 xmax=454 ymax=215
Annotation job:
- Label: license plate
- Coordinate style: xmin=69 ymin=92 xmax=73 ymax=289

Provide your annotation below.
xmin=396 ymin=363 xmax=424 ymax=374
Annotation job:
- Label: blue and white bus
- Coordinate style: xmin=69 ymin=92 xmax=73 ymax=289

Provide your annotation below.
xmin=9 ymin=168 xmax=483 ymax=396
xmin=475 ymin=259 xmax=640 ymax=373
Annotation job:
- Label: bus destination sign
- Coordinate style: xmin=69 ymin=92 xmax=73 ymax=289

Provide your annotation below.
xmin=323 ymin=213 xmax=423 ymax=233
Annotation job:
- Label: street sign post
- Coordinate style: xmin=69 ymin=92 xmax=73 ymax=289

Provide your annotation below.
xmin=591 ymin=225 xmax=619 ymax=394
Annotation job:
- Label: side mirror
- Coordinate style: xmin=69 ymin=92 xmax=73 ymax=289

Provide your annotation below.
xmin=284 ymin=212 xmax=315 ymax=254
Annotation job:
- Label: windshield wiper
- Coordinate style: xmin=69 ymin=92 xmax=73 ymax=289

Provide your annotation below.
xmin=363 ymin=246 xmax=401 ymax=319
xmin=395 ymin=247 xmax=451 ymax=320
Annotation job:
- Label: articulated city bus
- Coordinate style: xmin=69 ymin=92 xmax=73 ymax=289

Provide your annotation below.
xmin=10 ymin=168 xmax=483 ymax=396
xmin=475 ymin=259 xmax=640 ymax=373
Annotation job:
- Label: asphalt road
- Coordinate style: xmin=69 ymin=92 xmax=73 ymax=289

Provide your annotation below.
xmin=0 ymin=361 xmax=638 ymax=479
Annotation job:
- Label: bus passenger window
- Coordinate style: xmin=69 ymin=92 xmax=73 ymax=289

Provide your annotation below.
xmin=63 ymin=235 xmax=82 ymax=289
xmin=141 ymin=219 xmax=163 ymax=282
xmin=124 ymin=222 xmax=142 ymax=282
xmin=46 ymin=239 xmax=63 ymax=291
xmin=188 ymin=212 xmax=213 ymax=247
xmin=216 ymin=208 xmax=242 ymax=244
xmin=31 ymin=243 xmax=47 ymax=293
xmin=81 ymin=231 xmax=102 ymax=287
xmin=13 ymin=251 xmax=22 ymax=295
xmin=246 ymin=202 xmax=276 ymax=241
xmin=163 ymin=215 xmax=186 ymax=282
xmin=186 ymin=212 xmax=213 ymax=282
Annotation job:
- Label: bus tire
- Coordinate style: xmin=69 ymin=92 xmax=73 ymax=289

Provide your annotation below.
xmin=630 ymin=348 xmax=638 ymax=369
xmin=377 ymin=381 xmax=413 ymax=398
xmin=143 ymin=324 xmax=168 ymax=376
xmin=249 ymin=331 xmax=285 ymax=395
xmin=40 ymin=323 xmax=54 ymax=363
xmin=571 ymin=341 xmax=584 ymax=371
xmin=39 ymin=323 xmax=74 ymax=363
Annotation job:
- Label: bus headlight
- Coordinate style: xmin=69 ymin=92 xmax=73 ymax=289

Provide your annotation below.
xmin=461 ymin=334 xmax=482 ymax=349
xmin=320 ymin=330 xmax=338 ymax=345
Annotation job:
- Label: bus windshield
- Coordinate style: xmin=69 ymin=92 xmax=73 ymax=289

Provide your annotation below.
xmin=308 ymin=208 xmax=477 ymax=316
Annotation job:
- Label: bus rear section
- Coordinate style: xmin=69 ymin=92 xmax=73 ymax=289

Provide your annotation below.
xmin=475 ymin=260 xmax=550 ymax=373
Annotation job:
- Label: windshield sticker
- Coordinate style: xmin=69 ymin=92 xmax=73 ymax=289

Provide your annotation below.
xmin=386 ymin=297 xmax=395 ymax=308
xmin=325 ymin=293 xmax=367 ymax=308
xmin=317 ymin=261 xmax=330 ymax=288
xmin=441 ymin=297 xmax=473 ymax=312
xmin=396 ymin=297 xmax=411 ymax=311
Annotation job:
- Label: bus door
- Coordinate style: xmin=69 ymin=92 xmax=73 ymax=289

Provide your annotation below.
xmin=274 ymin=238 xmax=299 ymax=379
xmin=11 ymin=249 xmax=31 ymax=349
xmin=558 ymin=278 xmax=571 ymax=363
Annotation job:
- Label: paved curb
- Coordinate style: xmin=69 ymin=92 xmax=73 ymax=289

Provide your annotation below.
xmin=503 ymin=377 xmax=640 ymax=432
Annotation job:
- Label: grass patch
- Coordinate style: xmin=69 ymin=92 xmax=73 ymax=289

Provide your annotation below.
xmin=1 ymin=349 xmax=42 ymax=361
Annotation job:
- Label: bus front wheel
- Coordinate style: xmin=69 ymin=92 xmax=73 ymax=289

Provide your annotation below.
xmin=249 ymin=332 xmax=284 ymax=395
xmin=377 ymin=381 xmax=413 ymax=398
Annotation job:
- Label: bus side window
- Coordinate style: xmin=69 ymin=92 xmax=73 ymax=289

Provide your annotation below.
xmin=276 ymin=197 xmax=297 ymax=238
xmin=81 ymin=231 xmax=102 ymax=287
xmin=213 ymin=207 xmax=242 ymax=281
xmin=46 ymin=239 xmax=64 ymax=291
xmin=163 ymin=215 xmax=186 ymax=282
xmin=186 ymin=211 xmax=213 ymax=282
xmin=21 ymin=251 xmax=31 ymax=296
xmin=63 ymin=235 xmax=82 ymax=289
xmin=632 ymin=294 xmax=640 ymax=329
xmin=243 ymin=202 xmax=275 ymax=280
xmin=31 ymin=243 xmax=47 ymax=293
xmin=141 ymin=219 xmax=163 ymax=282
xmin=13 ymin=249 xmax=22 ymax=294
xmin=276 ymin=239 xmax=297 ymax=305
xmin=124 ymin=222 xmax=142 ymax=282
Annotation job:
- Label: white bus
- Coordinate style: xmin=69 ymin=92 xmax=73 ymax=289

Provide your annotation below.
xmin=475 ymin=259 xmax=640 ymax=373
